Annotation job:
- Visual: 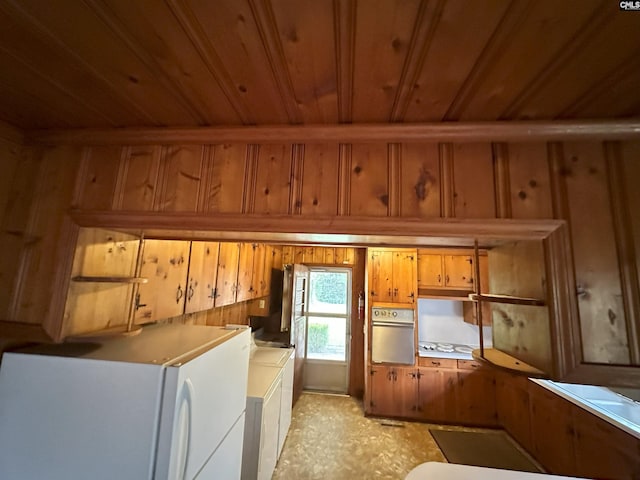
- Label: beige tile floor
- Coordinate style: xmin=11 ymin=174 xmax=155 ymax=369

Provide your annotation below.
xmin=271 ymin=392 xmax=447 ymax=480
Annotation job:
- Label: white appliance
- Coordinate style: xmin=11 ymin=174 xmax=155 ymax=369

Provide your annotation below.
xmin=242 ymin=346 xmax=295 ymax=480
xmin=0 ymin=323 xmax=251 ymax=480
xmin=371 ymin=304 xmax=415 ymax=365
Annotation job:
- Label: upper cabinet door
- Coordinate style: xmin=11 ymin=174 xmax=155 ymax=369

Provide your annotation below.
xmin=443 ymin=255 xmax=474 ymax=288
xmin=251 ymin=244 xmax=268 ymax=299
xmin=216 ymin=243 xmax=240 ymax=307
xmin=393 ymin=252 xmax=416 ymax=303
xmin=185 ymin=242 xmax=220 ymax=315
xmin=235 ymin=243 xmax=255 ymax=303
xmin=135 ymin=239 xmax=190 ymax=324
xmin=369 ymin=250 xmax=394 ymax=302
xmin=417 ymin=253 xmax=443 ymax=288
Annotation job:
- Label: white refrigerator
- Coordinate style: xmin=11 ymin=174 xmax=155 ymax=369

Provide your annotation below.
xmin=0 ymin=323 xmax=251 ymax=480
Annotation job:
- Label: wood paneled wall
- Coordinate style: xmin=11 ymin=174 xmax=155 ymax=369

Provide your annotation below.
xmin=1 ymin=137 xmax=639 ymax=373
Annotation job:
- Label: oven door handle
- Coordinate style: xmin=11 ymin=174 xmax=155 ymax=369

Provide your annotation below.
xmin=372 ymin=321 xmax=414 ymax=328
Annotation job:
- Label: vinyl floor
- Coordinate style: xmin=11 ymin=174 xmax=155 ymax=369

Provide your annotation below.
xmin=271 ymin=392 xmax=446 ymax=480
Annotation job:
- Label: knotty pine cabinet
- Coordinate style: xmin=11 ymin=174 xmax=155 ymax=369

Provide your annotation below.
xmin=236 ymin=243 xmax=271 ymax=302
xmin=184 ymin=242 xmax=220 ymax=314
xmin=495 ymin=372 xmax=640 ymax=480
xmin=216 ymin=242 xmax=241 ymax=307
xmin=417 ymin=249 xmax=474 ymax=290
xmin=368 ymin=248 xmax=416 ymax=304
xmin=462 ymin=254 xmax=491 ymax=325
xmin=368 ymin=365 xmax=415 ymax=418
xmin=367 ymin=358 xmax=497 ymax=426
xmin=135 ymin=239 xmax=191 ymax=324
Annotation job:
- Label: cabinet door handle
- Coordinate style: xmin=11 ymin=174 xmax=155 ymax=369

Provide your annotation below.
xmin=446 ymin=274 xmax=450 ymax=284
xmin=176 ymin=285 xmax=184 ymax=304
xmin=135 ymin=293 xmax=147 ymax=310
xmin=388 ymin=288 xmax=392 ymax=297
xmin=437 ymin=274 xmax=441 ymax=283
xmin=431 ymin=361 xmax=441 ymax=367
xmin=394 ymin=288 xmax=398 ymax=296
xmin=187 ymin=284 xmax=195 ymax=301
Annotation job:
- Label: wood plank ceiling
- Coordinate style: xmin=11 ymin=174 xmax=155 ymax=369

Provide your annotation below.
xmin=0 ymin=0 xmax=638 ymax=130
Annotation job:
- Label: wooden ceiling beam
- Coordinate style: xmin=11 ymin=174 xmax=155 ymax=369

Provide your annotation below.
xmin=27 ymin=119 xmax=640 ymax=145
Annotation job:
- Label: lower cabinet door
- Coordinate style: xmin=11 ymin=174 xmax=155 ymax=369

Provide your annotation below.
xmin=455 ymin=368 xmax=498 ymax=426
xmin=416 ymin=367 xmax=457 ymax=423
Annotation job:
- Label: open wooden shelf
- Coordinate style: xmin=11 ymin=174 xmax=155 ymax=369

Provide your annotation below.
xmin=72 ymin=275 xmax=148 ymax=284
xmin=468 ymin=293 xmax=545 ymax=307
xmin=472 ymin=348 xmax=546 ymax=377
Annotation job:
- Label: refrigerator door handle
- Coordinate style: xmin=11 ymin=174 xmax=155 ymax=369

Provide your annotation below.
xmin=173 ymin=378 xmax=195 ymax=480
xmin=181 ymin=378 xmax=195 ymax=480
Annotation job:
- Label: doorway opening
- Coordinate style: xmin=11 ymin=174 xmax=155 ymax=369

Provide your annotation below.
xmin=303 ymin=267 xmax=351 ymax=394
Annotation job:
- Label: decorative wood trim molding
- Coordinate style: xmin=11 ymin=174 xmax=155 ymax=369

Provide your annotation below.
xmin=71 ymin=147 xmax=91 ymax=208
xmin=43 ymin=217 xmax=80 ymax=342
xmin=112 ymin=146 xmax=130 ymax=210
xmin=248 ymin=0 xmax=301 ymax=124
xmin=0 ymin=119 xmax=25 ymax=145
xmin=388 ymin=143 xmax=400 ymax=217
xmin=69 ymin=210 xmax=563 ymax=243
xmin=243 ymin=145 xmax=259 ymax=214
xmin=153 ymin=145 xmax=170 ymax=212
xmin=27 ymin=120 xmax=640 ymax=146
xmin=390 ymin=0 xmax=444 ymax=121
xmin=439 ymin=143 xmax=454 ymax=218
xmin=195 ymin=145 xmax=209 ymax=213
xmin=604 ymin=141 xmax=640 ymax=364
xmin=547 ymin=142 xmax=572 ymax=221
xmin=337 ymin=144 xmax=351 ymax=215
xmin=493 ymin=142 xmax=512 ymax=218
xmin=334 ymin=0 xmax=356 ymax=123
xmin=290 ymin=144 xmax=304 ymax=214
xmin=545 ymin=223 xmax=582 ymax=379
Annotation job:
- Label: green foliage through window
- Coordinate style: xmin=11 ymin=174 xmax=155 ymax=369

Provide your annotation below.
xmin=310 ymin=272 xmax=347 ymax=305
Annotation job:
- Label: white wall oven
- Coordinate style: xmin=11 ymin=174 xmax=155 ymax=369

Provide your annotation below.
xmin=371 ymin=304 xmax=415 ymax=365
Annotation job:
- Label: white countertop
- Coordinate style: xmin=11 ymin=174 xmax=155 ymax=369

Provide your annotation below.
xmin=246 ymin=363 xmax=282 ymax=399
xmin=405 ymin=462 xmax=584 ymax=480
xmin=532 ymin=379 xmax=640 ymax=440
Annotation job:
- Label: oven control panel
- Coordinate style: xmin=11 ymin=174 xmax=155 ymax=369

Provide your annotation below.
xmin=371 ymin=306 xmax=414 ymax=322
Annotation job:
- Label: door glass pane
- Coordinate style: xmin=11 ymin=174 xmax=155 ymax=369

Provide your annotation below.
xmin=308 ymin=271 xmax=348 ymax=314
xmin=307 ymin=316 xmax=346 ymax=361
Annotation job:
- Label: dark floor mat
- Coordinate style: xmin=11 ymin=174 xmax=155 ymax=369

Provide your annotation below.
xmin=429 ymin=428 xmax=542 ymax=473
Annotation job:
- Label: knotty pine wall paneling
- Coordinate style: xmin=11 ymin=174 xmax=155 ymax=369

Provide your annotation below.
xmin=3 ymin=136 xmax=640 ymax=384
xmin=561 ymin=142 xmax=629 ymax=364
xmin=505 ymin=143 xmax=554 ymax=219
xmin=300 ymin=143 xmax=340 ymax=215
xmin=156 ymin=145 xmax=207 ymax=212
xmin=73 ymin=146 xmax=121 ymax=210
xmin=1 ymin=146 xmax=81 ymax=340
xmin=616 ymin=142 xmax=640 ymax=364
xmin=399 ymin=143 xmax=440 ymax=217
xmin=451 ymin=143 xmax=496 ymax=218
xmin=349 ymin=143 xmax=389 ymax=216
xmin=114 ymin=145 xmax=162 ymax=211
xmin=204 ymin=144 xmax=248 ymax=213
